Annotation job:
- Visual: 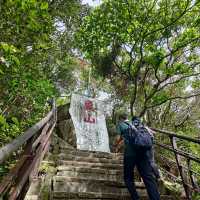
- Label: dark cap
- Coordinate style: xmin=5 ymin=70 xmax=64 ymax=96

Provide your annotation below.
xmin=132 ymin=116 xmax=141 ymax=122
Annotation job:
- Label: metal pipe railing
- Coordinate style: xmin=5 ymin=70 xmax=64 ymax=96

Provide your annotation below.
xmin=152 ymin=128 xmax=200 ymax=200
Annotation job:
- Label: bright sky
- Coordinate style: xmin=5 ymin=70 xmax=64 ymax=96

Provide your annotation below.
xmin=82 ymin=0 xmax=101 ymax=6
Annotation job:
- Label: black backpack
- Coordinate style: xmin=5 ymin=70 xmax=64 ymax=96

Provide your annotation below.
xmin=123 ymin=122 xmax=153 ymax=151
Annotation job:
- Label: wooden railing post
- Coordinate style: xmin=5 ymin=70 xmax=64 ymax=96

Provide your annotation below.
xmin=170 ymin=136 xmax=192 ymax=200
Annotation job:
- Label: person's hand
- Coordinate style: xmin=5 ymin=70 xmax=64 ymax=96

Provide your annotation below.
xmin=113 ymin=136 xmax=123 ymax=153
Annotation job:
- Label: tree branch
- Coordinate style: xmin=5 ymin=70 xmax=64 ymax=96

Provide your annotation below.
xmin=140 ymin=70 xmax=200 ymax=116
xmin=143 ymin=0 xmax=193 ymax=38
xmin=147 ymin=90 xmax=200 ymax=110
xmin=130 ymin=36 xmax=146 ymax=115
xmin=141 ymin=67 xmax=150 ymax=99
xmin=164 ymin=37 xmax=200 ymax=59
xmin=158 ymin=72 xmax=200 ymax=92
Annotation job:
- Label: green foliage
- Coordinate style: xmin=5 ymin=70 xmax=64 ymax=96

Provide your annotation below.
xmin=76 ymin=0 xmax=200 ymax=117
xmin=145 ymin=51 xmax=165 ymax=67
xmin=0 ymin=165 xmax=8 ymax=175
xmin=162 ymin=181 xmax=182 ymax=198
xmin=192 ymin=192 xmax=200 ymax=200
xmin=56 ymin=97 xmax=70 ymax=106
xmin=0 ymin=0 xmax=86 ymax=147
xmin=151 ymin=92 xmax=169 ymax=105
xmin=192 ymin=79 xmax=200 ymax=89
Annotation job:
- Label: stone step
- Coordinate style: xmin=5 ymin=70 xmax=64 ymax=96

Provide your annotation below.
xmin=56 ymin=153 xmax=123 ymax=164
xmin=59 ymin=148 xmax=123 ymax=160
xmin=53 ymin=176 xmax=145 ymax=195
xmin=58 ymin=160 xmax=123 ymax=170
xmin=56 ymin=162 xmax=140 ymax=180
xmin=56 ymin=165 xmax=123 ymax=175
xmin=24 ymin=195 xmax=39 ymax=200
xmin=53 ymin=191 xmax=174 ymax=200
xmin=53 ymin=175 xmax=144 ymax=188
xmin=56 ymin=169 xmax=124 ymax=183
xmin=56 ymin=165 xmax=132 ymax=183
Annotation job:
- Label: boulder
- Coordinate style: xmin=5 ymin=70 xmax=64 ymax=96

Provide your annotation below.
xmin=57 ymin=103 xmax=70 ymax=122
xmin=57 ymin=119 xmax=77 ymax=148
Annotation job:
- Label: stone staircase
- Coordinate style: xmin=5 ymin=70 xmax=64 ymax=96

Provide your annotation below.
xmin=25 ymin=140 xmax=180 ymax=200
xmin=51 ymin=146 xmax=175 ymax=200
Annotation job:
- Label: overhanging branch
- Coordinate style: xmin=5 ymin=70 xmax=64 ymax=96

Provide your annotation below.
xmin=147 ymin=90 xmax=200 ymax=110
xmin=158 ymin=72 xmax=200 ymax=92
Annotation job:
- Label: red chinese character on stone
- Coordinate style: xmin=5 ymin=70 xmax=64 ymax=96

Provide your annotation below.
xmin=84 ymin=100 xmax=93 ymax=111
xmin=84 ymin=100 xmax=96 ymax=123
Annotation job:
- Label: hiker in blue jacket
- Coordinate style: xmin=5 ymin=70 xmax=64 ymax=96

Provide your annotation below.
xmin=114 ymin=113 xmax=160 ymax=200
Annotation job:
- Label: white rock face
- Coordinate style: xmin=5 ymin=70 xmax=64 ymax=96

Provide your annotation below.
xmin=69 ymin=93 xmax=110 ymax=153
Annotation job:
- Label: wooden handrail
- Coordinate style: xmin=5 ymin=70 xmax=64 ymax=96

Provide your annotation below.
xmin=0 ymin=98 xmax=57 ymax=200
xmin=0 ymin=110 xmax=53 ymax=164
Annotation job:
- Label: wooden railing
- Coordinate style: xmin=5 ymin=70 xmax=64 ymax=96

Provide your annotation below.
xmin=0 ymin=99 xmax=57 ymax=200
xmin=152 ymin=128 xmax=200 ymax=200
